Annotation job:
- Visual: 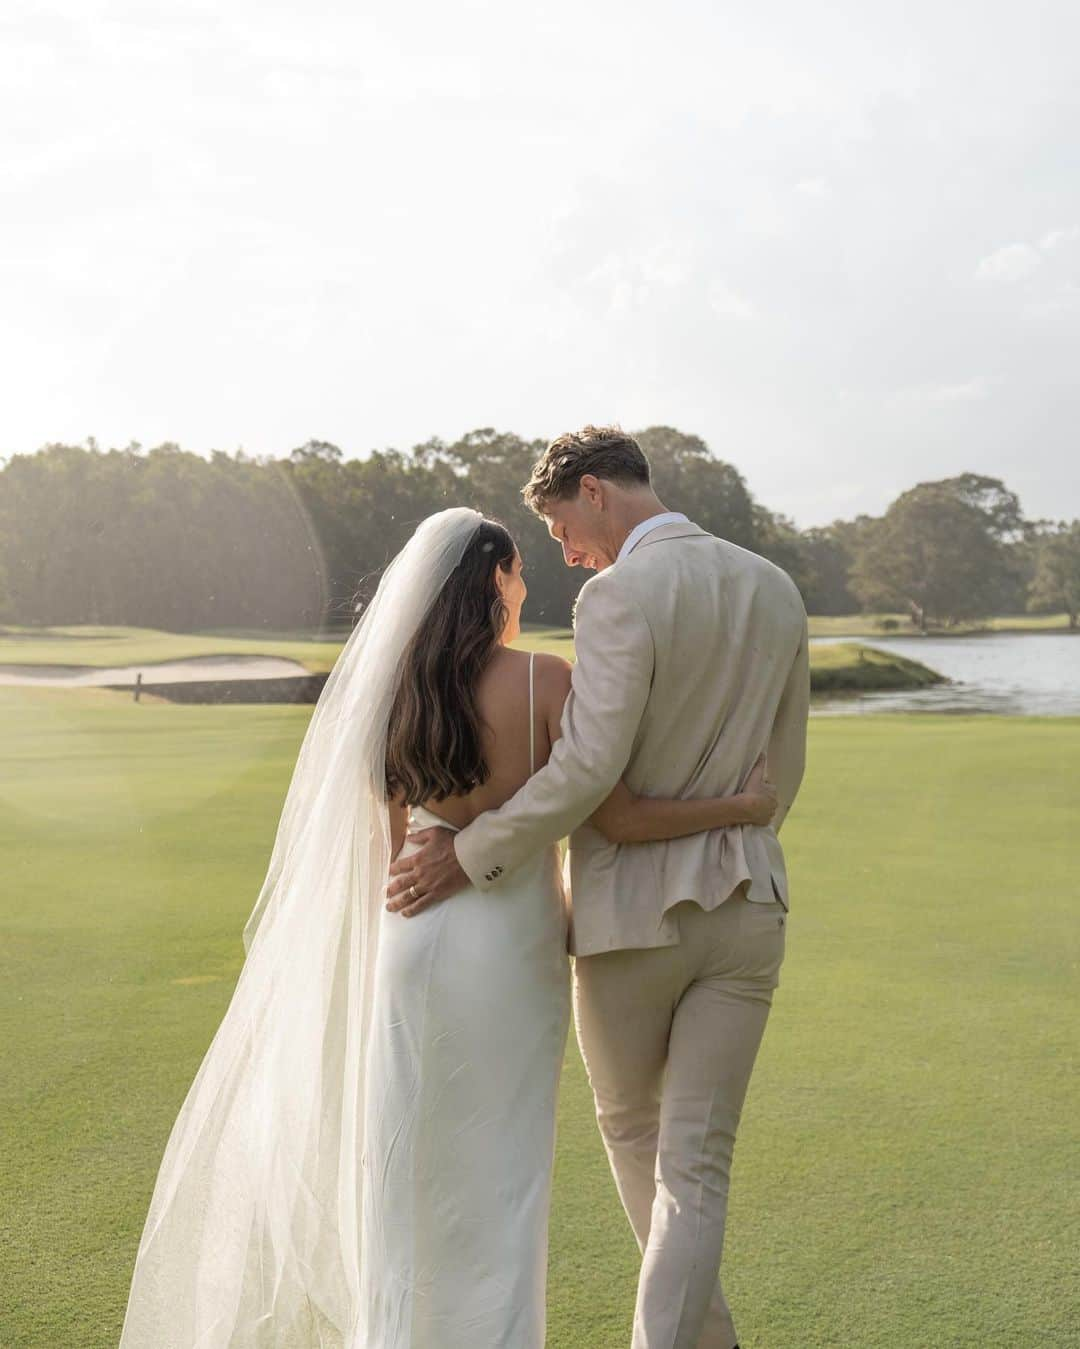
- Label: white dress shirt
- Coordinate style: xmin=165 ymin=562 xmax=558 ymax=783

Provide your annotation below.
xmin=616 ymin=512 xmax=691 ymax=564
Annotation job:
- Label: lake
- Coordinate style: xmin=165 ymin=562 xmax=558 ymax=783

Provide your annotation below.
xmin=812 ymin=632 xmax=1080 ymax=716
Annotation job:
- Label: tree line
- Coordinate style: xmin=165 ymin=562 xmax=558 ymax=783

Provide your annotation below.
xmin=0 ymin=428 xmax=1077 ymax=631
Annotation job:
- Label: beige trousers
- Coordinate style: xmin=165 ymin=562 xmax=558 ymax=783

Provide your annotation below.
xmin=572 ymin=890 xmax=786 ymax=1349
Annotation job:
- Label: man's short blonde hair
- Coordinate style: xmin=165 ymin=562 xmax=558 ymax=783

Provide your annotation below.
xmin=522 ymin=425 xmax=651 ymax=516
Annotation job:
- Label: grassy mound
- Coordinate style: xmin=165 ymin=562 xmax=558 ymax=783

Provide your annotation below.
xmin=808 ymin=642 xmax=946 ymax=692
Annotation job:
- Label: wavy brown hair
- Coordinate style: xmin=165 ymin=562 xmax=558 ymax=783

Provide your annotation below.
xmin=522 ymin=424 xmax=650 ymax=515
xmin=385 ymin=519 xmax=517 ymax=805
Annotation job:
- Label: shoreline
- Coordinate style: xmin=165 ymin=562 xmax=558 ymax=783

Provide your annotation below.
xmin=807 ymin=617 xmax=1077 ymax=640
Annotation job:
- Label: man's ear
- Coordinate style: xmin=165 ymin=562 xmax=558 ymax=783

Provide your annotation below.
xmin=579 ymin=473 xmax=603 ymax=508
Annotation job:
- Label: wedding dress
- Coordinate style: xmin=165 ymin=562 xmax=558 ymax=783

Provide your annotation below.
xmin=359 ymin=653 xmax=570 ymax=1347
xmin=118 ymin=508 xmax=569 ymax=1348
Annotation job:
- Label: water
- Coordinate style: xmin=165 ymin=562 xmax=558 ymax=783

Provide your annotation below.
xmin=812 ymin=632 xmax=1080 ymax=716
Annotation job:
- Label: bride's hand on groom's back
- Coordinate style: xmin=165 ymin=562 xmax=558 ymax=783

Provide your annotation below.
xmin=739 ymin=753 xmax=779 ymax=827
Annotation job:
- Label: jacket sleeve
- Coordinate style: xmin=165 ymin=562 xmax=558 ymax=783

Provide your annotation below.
xmin=766 ymin=604 xmax=810 ymax=834
xmin=454 ymin=573 xmax=655 ymax=890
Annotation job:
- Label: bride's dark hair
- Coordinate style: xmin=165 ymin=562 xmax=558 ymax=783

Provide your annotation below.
xmin=385 ymin=518 xmax=518 ymax=805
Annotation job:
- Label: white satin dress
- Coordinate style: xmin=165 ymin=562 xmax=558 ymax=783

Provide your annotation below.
xmin=360 ymin=655 xmax=571 ymax=1348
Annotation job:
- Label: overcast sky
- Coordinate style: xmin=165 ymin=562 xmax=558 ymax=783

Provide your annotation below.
xmin=3 ymin=0 xmax=1078 ymax=527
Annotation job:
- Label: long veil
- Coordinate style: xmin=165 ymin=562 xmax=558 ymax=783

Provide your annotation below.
xmin=120 ymin=507 xmax=485 ymax=1349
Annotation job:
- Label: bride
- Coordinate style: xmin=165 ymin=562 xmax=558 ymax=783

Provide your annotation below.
xmin=119 ymin=507 xmax=776 ymax=1348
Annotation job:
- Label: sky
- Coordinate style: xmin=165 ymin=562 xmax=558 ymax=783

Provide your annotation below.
xmin=3 ymin=0 xmax=1078 ymax=528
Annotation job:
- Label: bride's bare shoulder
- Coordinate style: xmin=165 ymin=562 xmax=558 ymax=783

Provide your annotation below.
xmin=480 ymin=647 xmax=571 ymax=704
xmin=530 ymin=649 xmax=572 ymax=684
xmin=485 ymin=645 xmax=569 ymax=673
xmin=530 ymin=651 xmax=573 ymax=715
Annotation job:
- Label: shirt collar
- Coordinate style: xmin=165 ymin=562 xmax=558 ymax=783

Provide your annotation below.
xmin=616 ymin=511 xmax=691 ymax=563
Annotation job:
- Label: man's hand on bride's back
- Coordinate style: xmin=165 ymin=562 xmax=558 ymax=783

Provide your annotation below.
xmin=386 ymin=828 xmax=469 ymax=917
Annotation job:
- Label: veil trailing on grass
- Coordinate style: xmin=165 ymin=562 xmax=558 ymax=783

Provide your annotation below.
xmin=120 ymin=507 xmax=485 ymax=1348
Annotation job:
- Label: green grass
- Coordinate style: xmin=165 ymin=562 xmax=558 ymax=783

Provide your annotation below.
xmin=515 ymin=625 xmax=578 ymax=659
xmin=1 ymin=687 xmax=1078 ymax=1347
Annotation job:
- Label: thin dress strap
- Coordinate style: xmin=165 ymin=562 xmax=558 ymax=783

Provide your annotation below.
xmin=528 ymin=651 xmax=536 ymax=775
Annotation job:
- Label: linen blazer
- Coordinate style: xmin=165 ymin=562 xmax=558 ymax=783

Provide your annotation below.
xmin=453 ymin=521 xmax=810 ymax=956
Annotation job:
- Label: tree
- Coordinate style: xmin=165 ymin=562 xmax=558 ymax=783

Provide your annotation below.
xmin=793 ymin=521 xmax=867 ymax=615
xmin=749 ymin=505 xmax=814 ymax=597
xmin=634 ymin=426 xmax=758 ymax=550
xmin=0 ymin=425 xmax=891 ymax=630
xmin=929 ymin=473 xmax=1026 ymax=540
xmin=1028 ymin=522 xmax=1080 ymax=629
xmin=289 ymin=439 xmax=344 ymax=464
xmin=850 ymin=484 xmax=1006 ymax=629
xmin=930 ymin=473 xmax=1034 ymax=614
xmin=0 ymin=553 xmax=10 ymax=622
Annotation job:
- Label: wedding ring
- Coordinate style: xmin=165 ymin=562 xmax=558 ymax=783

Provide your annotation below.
xmin=409 ymin=884 xmax=419 ymax=900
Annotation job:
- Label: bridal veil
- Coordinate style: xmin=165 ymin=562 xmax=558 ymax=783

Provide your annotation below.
xmin=119 ymin=507 xmax=485 ymax=1348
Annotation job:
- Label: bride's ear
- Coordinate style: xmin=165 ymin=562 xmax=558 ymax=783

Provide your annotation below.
xmin=493 ymin=554 xmax=518 ymax=599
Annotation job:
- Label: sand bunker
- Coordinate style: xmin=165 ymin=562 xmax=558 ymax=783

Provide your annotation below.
xmin=0 ymin=654 xmax=312 ymax=687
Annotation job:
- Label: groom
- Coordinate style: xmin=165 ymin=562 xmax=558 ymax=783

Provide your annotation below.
xmin=388 ymin=425 xmax=809 ymax=1348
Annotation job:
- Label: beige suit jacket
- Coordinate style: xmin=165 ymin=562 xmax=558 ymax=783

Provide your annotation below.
xmin=454 ymin=521 xmax=810 ymax=956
